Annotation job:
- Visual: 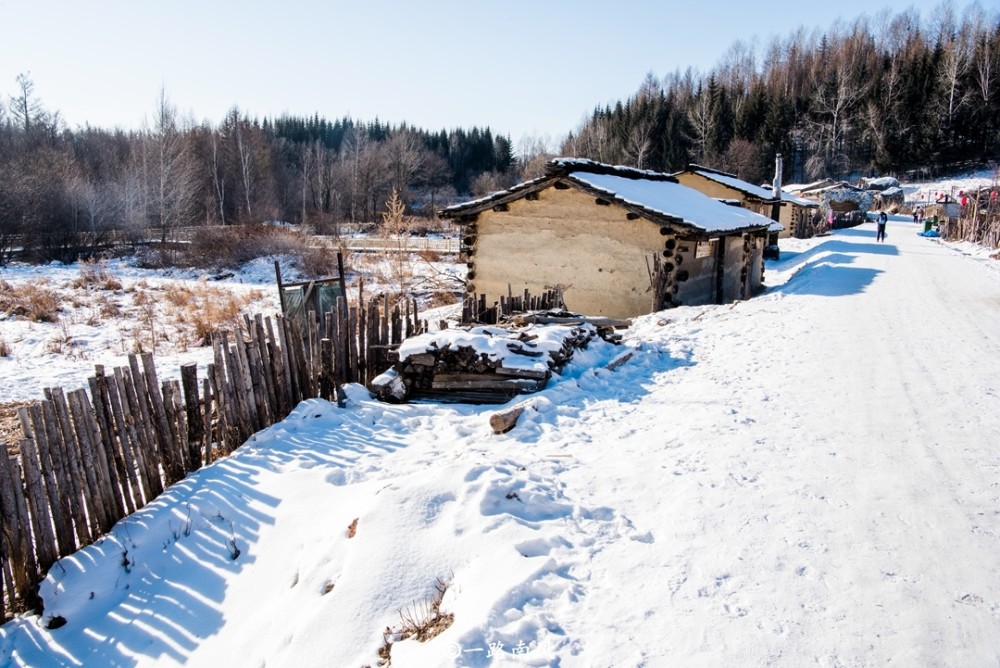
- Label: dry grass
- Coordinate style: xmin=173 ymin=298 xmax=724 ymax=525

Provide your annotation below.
xmin=163 ymin=281 xmax=258 ymax=345
xmin=0 ymin=278 xmax=62 ymax=322
xmin=0 ymin=401 xmax=32 ymax=452
xmin=72 ymin=259 xmax=123 ymax=291
xmin=184 ymin=224 xmax=319 ymax=270
xmin=377 ymin=577 xmax=454 ymax=666
xmin=0 ymin=336 xmax=10 ymax=357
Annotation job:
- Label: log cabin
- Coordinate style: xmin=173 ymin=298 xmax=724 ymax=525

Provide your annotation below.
xmin=439 ymin=158 xmax=777 ymax=319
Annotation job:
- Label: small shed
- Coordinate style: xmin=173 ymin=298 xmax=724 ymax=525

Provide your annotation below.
xmin=439 ymin=158 xmax=777 ymax=319
xmin=673 ymin=163 xmax=816 ymax=239
xmin=925 ymin=194 xmax=962 ymax=221
xmin=673 ymin=164 xmax=779 ymax=218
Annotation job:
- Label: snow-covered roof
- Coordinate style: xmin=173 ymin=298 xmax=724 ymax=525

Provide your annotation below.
xmin=861 ymin=176 xmax=900 ymax=190
xmin=785 ymin=179 xmax=837 ymax=194
xmin=678 ymin=164 xmax=779 ymax=202
xmin=760 ymin=184 xmax=820 ymax=207
xmin=440 ymin=158 xmax=776 ymax=235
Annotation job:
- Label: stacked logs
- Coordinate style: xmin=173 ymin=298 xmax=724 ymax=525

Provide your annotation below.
xmin=653 ymin=227 xmax=686 ymax=309
xmin=372 ymin=323 xmax=597 ymax=404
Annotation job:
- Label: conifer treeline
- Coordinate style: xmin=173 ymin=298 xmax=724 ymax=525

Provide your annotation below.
xmin=561 ymin=3 xmax=1000 ymax=185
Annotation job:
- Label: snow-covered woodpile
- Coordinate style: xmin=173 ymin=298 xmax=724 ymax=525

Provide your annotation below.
xmin=371 ymin=314 xmax=604 ymax=404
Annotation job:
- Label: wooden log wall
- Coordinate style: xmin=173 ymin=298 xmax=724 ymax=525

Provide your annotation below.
xmin=0 ymin=295 xmax=422 ymax=619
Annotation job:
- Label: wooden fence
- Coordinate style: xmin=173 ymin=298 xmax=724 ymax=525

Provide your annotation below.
xmin=462 ymin=288 xmax=564 ymax=325
xmin=0 ymin=294 xmax=422 ymax=618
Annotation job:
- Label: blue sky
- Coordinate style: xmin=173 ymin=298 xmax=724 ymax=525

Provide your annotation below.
xmin=0 ymin=1 xmax=958 ymax=151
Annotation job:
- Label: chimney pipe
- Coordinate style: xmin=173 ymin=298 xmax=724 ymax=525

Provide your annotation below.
xmin=773 ymin=153 xmax=783 ymax=195
xmin=769 ymin=153 xmax=784 ymax=223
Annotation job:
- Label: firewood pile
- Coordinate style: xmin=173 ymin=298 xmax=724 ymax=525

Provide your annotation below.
xmin=371 ymin=315 xmax=607 ymax=404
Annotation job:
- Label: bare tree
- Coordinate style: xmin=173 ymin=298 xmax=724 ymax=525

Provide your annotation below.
xmin=623 ymin=118 xmax=653 ymax=169
xmin=209 ymin=129 xmax=228 ymax=225
xmin=687 ymin=87 xmax=713 ymax=163
xmin=8 ymin=72 xmax=43 ymax=135
xmin=385 ymin=130 xmax=425 ymax=197
xmin=937 ymin=14 xmax=974 ymax=130
xmin=144 ymin=89 xmax=200 ymax=242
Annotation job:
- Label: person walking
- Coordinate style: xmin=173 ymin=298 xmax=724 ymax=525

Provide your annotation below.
xmin=876 ymin=210 xmax=888 ymax=242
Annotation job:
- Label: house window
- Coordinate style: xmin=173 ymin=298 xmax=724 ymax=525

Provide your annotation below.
xmin=696 ymin=239 xmax=717 ymax=259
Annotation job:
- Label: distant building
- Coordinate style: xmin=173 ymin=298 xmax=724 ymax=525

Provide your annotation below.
xmin=439 ymin=159 xmax=777 ymax=319
xmin=673 ymin=161 xmax=817 ymax=239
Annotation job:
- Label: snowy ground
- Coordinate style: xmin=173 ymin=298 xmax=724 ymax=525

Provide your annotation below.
xmin=0 ymin=251 xmax=462 ymax=445
xmin=0 ymin=257 xmax=284 ymax=403
xmin=1 ymin=210 xmax=999 ymax=666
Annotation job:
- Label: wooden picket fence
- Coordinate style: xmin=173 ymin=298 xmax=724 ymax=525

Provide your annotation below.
xmin=462 ymin=288 xmax=564 ymax=325
xmin=0 ymin=294 xmax=422 ymax=618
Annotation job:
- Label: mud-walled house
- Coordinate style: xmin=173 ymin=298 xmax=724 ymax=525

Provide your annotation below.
xmin=672 ymin=158 xmax=817 ymax=239
xmin=439 ymin=158 xmax=777 ymax=319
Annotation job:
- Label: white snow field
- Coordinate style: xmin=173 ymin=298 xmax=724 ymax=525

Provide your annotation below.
xmin=2 ymin=216 xmax=1000 ymax=667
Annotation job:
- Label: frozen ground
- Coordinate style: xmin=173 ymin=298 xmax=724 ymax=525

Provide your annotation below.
xmin=1 ymin=212 xmax=999 ymax=666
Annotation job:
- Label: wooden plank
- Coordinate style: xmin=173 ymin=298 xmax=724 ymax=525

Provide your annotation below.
xmin=287 ymin=316 xmax=311 ymax=400
xmin=141 ymin=353 xmax=183 ymax=485
xmin=346 ymin=306 xmax=359 ymax=386
xmin=308 ymin=309 xmax=320 ymax=388
xmin=34 ymin=402 xmax=78 ymax=554
xmin=227 ymin=331 xmax=256 ymax=445
xmin=160 ymin=381 xmax=182 ymax=475
xmin=69 ymin=389 xmax=124 ymax=533
xmin=122 ymin=366 xmax=164 ymax=499
xmin=114 ymin=367 xmax=161 ymax=502
xmin=126 ymin=355 xmax=159 ymax=475
xmin=201 ymin=378 xmax=214 ymax=464
xmin=210 ymin=339 xmax=235 ymax=451
xmin=46 ymin=389 xmax=92 ymax=544
xmin=320 ymin=338 xmax=334 ymax=401
xmin=16 ymin=408 xmax=59 ymax=571
xmin=10 ymin=457 xmax=40 ymax=610
xmin=231 ymin=330 xmax=261 ymax=434
xmin=333 ymin=297 xmax=348 ymax=388
xmin=430 ymin=376 xmax=545 ymax=391
xmin=494 ymin=366 xmax=550 ymax=380
xmin=244 ymin=322 xmax=271 ymax=428
xmin=276 ymin=315 xmax=300 ymax=406
xmin=0 ymin=451 xmax=34 ymax=610
xmin=61 ymin=388 xmax=105 ymax=538
xmin=254 ymin=314 xmax=279 ymax=421
xmin=268 ymin=315 xmax=293 ymax=415
xmin=107 ymin=369 xmax=153 ymax=512
xmin=181 ymin=363 xmax=203 ymax=471
xmin=207 ymin=363 xmax=228 ymax=458
xmin=171 ymin=379 xmax=191 ymax=470
xmin=90 ymin=370 xmax=135 ymax=515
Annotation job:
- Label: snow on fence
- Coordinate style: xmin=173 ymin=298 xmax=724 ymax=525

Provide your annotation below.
xmin=0 ymin=295 xmax=422 ymax=618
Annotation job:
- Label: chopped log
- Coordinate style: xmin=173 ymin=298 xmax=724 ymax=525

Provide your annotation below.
xmin=405 ymin=353 xmax=437 ymax=367
xmin=605 ymin=351 xmax=634 ymax=372
xmin=371 ymin=369 xmax=408 ymax=402
xmin=511 ymin=313 xmax=631 ymax=329
xmin=505 ymin=343 xmax=544 ymax=358
xmin=494 ymin=365 xmax=549 ymax=380
xmin=431 ymin=375 xmax=544 ymax=392
xmin=489 ymin=400 xmax=534 ymax=434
